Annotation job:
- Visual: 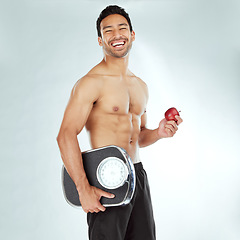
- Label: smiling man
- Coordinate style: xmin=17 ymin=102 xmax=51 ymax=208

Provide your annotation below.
xmin=57 ymin=5 xmax=182 ymax=240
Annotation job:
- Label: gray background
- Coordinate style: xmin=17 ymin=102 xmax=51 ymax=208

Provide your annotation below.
xmin=1 ymin=0 xmax=240 ymax=239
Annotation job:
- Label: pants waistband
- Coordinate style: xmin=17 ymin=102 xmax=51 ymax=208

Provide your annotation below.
xmin=134 ymin=162 xmax=143 ymax=172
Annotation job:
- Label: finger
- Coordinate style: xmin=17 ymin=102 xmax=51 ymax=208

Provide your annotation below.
xmin=97 ymin=203 xmax=106 ymax=212
xmin=94 ymin=208 xmax=100 ymax=213
xmin=82 ymin=205 xmax=90 ymax=213
xmin=172 ymin=122 xmax=178 ymax=131
xmin=175 ymin=115 xmax=183 ymax=125
xmin=98 ymin=189 xmax=115 ymax=199
xmin=165 ymin=129 xmax=174 ymax=137
xmin=165 ymin=124 xmax=176 ymax=134
xmin=83 ymin=208 xmax=90 ymax=213
xmin=167 ymin=120 xmax=178 ymax=130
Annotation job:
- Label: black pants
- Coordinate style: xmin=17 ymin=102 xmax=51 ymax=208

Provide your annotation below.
xmin=87 ymin=162 xmax=156 ymax=240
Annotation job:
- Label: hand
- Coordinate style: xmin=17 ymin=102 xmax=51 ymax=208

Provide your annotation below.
xmin=157 ymin=115 xmax=183 ymax=138
xmin=78 ymin=184 xmax=115 ymax=213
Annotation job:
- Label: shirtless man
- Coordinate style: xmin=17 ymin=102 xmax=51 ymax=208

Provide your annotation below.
xmin=57 ymin=5 xmax=182 ymax=240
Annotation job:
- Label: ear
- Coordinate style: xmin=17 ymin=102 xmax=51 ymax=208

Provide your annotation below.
xmin=131 ymin=30 xmax=136 ymax=42
xmin=98 ymin=37 xmax=103 ymax=46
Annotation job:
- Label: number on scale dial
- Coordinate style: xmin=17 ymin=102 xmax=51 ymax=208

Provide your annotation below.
xmin=97 ymin=157 xmax=128 ymax=189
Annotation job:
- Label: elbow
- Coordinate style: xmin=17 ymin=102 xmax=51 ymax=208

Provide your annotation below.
xmin=56 ymin=129 xmax=70 ymax=147
xmin=56 ymin=128 xmax=77 ymax=146
xmin=56 ymin=134 xmax=61 ymax=144
xmin=138 ymin=143 xmax=144 ymax=148
xmin=138 ymin=141 xmax=147 ymax=148
xmin=56 ymin=128 xmax=64 ymax=143
xmin=56 ymin=131 xmax=64 ymax=148
xmin=138 ymin=137 xmax=146 ymax=148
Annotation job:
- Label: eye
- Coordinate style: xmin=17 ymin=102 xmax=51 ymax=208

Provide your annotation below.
xmin=105 ymin=30 xmax=112 ymax=33
xmin=120 ymin=28 xmax=127 ymax=30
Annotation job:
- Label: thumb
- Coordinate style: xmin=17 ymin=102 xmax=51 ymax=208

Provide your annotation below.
xmin=98 ymin=189 xmax=115 ymax=199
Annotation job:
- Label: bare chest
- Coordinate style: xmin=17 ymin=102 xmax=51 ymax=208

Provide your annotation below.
xmin=97 ymin=78 xmax=147 ymax=116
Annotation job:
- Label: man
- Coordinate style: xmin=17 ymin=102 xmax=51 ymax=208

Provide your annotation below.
xmin=57 ymin=5 xmax=182 ymax=240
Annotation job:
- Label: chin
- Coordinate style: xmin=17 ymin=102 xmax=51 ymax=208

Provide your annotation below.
xmin=113 ymin=52 xmax=129 ymax=58
xmin=111 ymin=47 xmax=132 ymax=58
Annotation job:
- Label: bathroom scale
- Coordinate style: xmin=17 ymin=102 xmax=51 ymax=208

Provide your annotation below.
xmin=62 ymin=145 xmax=136 ymax=208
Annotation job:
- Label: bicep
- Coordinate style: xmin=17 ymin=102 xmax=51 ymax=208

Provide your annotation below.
xmin=60 ymin=77 xmax=100 ymax=134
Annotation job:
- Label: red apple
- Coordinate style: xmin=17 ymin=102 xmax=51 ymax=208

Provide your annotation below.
xmin=165 ymin=107 xmax=180 ymax=122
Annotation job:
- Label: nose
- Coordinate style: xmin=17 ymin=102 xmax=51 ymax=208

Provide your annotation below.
xmin=112 ymin=29 xmax=122 ymax=38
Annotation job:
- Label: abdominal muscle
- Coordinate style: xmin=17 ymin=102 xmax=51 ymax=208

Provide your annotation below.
xmin=85 ymin=112 xmax=141 ymax=163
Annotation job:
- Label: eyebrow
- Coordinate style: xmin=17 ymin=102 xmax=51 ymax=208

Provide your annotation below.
xmin=102 ymin=23 xmax=128 ymax=30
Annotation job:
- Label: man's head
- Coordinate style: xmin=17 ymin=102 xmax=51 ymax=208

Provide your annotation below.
xmin=96 ymin=5 xmax=133 ymax=38
xmin=96 ymin=5 xmax=135 ymax=58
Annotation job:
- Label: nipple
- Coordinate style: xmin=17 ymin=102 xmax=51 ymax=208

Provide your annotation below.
xmin=113 ymin=106 xmax=119 ymax=112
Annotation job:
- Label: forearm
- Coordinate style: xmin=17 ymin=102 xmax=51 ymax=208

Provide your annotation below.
xmin=57 ymin=131 xmax=89 ymax=192
xmin=138 ymin=127 xmax=161 ymax=148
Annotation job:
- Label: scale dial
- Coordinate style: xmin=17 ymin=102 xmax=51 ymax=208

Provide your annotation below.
xmin=97 ymin=157 xmax=128 ymax=189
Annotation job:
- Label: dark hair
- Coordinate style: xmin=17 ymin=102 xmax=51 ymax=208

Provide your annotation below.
xmin=96 ymin=5 xmax=133 ymax=37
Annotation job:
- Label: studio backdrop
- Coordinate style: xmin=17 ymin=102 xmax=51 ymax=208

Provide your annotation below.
xmin=1 ymin=0 xmax=240 ymax=240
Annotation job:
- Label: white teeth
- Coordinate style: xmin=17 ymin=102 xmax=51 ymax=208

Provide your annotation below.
xmin=112 ymin=41 xmax=124 ymax=47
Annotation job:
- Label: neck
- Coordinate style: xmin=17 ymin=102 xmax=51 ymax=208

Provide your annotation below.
xmin=102 ymin=54 xmax=130 ymax=76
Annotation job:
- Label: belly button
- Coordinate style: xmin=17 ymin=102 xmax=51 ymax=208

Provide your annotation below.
xmin=130 ymin=139 xmax=133 ymax=144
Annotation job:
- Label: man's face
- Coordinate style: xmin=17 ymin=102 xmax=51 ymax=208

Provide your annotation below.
xmin=98 ymin=14 xmax=135 ymax=58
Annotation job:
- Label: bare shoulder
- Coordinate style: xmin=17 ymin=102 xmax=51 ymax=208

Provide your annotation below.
xmin=137 ymin=76 xmax=148 ymax=88
xmin=68 ymin=74 xmax=103 ymax=106
xmin=72 ymin=73 xmax=103 ymax=94
xmin=132 ymin=74 xmax=149 ymax=98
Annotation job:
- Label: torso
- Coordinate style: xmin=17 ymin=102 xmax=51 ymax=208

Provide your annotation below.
xmin=85 ymin=64 xmax=148 ymax=163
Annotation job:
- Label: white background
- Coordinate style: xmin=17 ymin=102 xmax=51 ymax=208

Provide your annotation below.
xmin=1 ymin=0 xmax=240 ymax=239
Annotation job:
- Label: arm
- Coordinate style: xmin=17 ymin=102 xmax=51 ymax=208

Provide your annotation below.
xmin=138 ymin=112 xmax=182 ymax=148
xmin=138 ymin=111 xmax=160 ymax=148
xmin=57 ymin=76 xmax=114 ymax=213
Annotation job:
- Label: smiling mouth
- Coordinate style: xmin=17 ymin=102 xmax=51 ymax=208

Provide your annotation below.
xmin=111 ymin=40 xmax=126 ymax=48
